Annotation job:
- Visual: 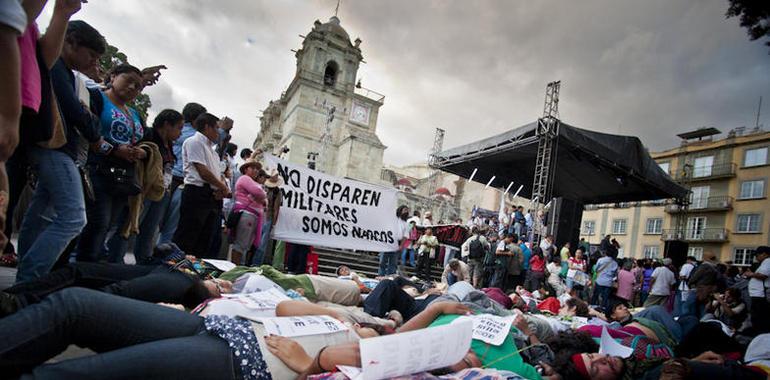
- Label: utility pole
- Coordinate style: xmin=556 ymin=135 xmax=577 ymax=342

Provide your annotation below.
xmin=530 ymin=81 xmax=561 ymax=246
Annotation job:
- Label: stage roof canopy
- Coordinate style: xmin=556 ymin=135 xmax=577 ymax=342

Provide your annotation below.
xmin=432 ymin=121 xmax=688 ymax=204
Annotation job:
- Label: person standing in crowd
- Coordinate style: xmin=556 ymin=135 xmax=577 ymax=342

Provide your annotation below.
xmin=600 ymin=234 xmax=618 ymax=258
xmin=415 ymin=227 xmax=439 ymax=281
xmin=0 ymin=0 xmax=27 ymax=260
xmin=400 ymin=217 xmax=418 ymax=268
xmin=172 ymin=113 xmax=230 ymax=258
xmin=631 ymin=259 xmax=644 ymax=306
xmin=498 ymin=207 xmax=510 ymax=237
xmin=644 ymin=258 xmax=676 ymax=307
xmin=103 ymin=109 xmax=183 ymax=264
xmin=441 ymin=258 xmax=469 ymax=286
xmin=567 ymin=248 xmax=587 ymax=290
xmin=745 ymin=246 xmax=770 ymax=334
xmin=15 ymin=15 xmax=103 ymax=281
xmin=519 ymin=235 xmax=532 ymax=287
xmin=491 ymin=233 xmax=514 ymax=289
xmin=229 ymin=160 xmax=266 ymax=266
xmin=378 ymin=205 xmax=409 ymax=276
xmin=639 ymin=260 xmax=653 ymax=305
xmin=75 ymin=64 xmax=147 ymax=262
xmin=422 ymin=211 xmax=433 ymax=226
xmin=504 ymin=235 xmax=524 ymax=291
xmin=674 ymin=256 xmax=698 ymax=317
xmin=513 ymin=205 xmax=525 ymax=238
xmin=547 ymin=255 xmax=567 ymax=297
xmin=527 ymin=247 xmax=546 ymax=291
xmin=615 ymin=260 xmax=636 ymax=303
xmin=157 ymin=102 xmax=206 ymax=245
xmin=252 ymin=169 xmax=282 ymax=267
xmin=539 ymin=234 xmax=554 ymax=253
xmin=591 ymin=250 xmax=618 ymax=310
xmin=230 ymin=148 xmax=252 ymax=188
xmin=460 ymin=226 xmax=488 ymax=288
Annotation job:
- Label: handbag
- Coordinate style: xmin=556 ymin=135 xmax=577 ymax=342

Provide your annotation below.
xmin=97 ymin=156 xmax=141 ymax=196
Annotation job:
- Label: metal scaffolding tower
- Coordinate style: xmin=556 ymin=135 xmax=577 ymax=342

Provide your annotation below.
xmin=426 ymin=128 xmax=446 ymax=212
xmin=530 ymin=81 xmax=561 ymax=245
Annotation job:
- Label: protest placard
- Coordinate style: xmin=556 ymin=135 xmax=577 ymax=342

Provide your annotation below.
xmin=465 ymin=314 xmax=514 ymax=346
xmin=259 ymin=315 xmax=349 ymax=338
xmin=264 ymin=154 xmax=400 ymax=252
xmin=221 ymin=287 xmax=290 ymax=310
xmin=359 ymin=319 xmax=472 ymax=380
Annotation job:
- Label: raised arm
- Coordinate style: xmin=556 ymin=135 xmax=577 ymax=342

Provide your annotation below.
xmin=275 ymin=300 xmax=340 ymax=320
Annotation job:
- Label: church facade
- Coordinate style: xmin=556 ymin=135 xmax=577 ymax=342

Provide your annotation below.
xmin=252 ymin=17 xmax=386 ymax=184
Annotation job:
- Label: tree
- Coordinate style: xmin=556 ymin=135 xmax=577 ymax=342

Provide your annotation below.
xmin=726 ymin=0 xmax=770 ymax=53
xmin=97 ymin=43 xmax=153 ymax=120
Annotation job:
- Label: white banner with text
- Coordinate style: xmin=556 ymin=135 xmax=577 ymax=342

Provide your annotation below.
xmin=264 ymin=155 xmax=400 ymax=252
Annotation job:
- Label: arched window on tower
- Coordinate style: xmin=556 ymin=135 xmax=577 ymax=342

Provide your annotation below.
xmin=324 ymin=61 xmax=339 ymax=86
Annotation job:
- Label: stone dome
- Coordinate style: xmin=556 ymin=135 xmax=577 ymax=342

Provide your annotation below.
xmin=316 ymin=16 xmax=350 ymax=42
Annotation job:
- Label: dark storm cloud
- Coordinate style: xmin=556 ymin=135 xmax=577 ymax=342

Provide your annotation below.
xmin=39 ymin=0 xmax=769 ymax=165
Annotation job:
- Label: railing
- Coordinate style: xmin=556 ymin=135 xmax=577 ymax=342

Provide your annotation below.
xmin=354 ymin=86 xmax=385 ymax=103
xmin=661 ymin=228 xmax=729 ymax=242
xmin=673 ymin=162 xmax=736 ymax=181
xmin=665 ymin=196 xmax=733 ymax=212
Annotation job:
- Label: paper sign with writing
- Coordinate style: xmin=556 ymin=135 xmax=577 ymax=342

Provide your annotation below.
xmin=222 ymin=288 xmax=290 ymax=310
xmin=264 ymin=154 xmax=400 ymax=252
xmin=259 ymin=315 xmax=349 ymax=338
xmin=599 ymin=326 xmax=634 ymax=358
xmin=360 ymin=319 xmax=473 ymax=380
xmin=469 ymin=314 xmax=514 ymax=346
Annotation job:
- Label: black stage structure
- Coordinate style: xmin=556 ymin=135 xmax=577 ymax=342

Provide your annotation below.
xmin=431 ymin=121 xmax=689 ymax=256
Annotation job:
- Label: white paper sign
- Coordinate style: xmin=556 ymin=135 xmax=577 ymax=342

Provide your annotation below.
xmin=359 ymin=319 xmax=473 ymax=380
xmin=264 ymin=155 xmax=400 ymax=252
xmin=455 ymin=314 xmax=514 ymax=346
xmin=599 ymin=326 xmax=634 ymax=358
xmin=233 ymin=273 xmax=284 ymax=294
xmin=259 ymin=315 xmax=349 ymax=338
xmin=222 ymin=288 xmax=290 ymax=310
xmin=203 ymin=259 xmax=237 ymax=272
xmin=337 ymin=365 xmax=363 ymax=380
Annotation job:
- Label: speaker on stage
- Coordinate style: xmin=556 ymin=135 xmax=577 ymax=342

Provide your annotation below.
xmin=548 ymin=197 xmax=583 ymax=250
xmin=664 ymin=240 xmax=688 ymax=268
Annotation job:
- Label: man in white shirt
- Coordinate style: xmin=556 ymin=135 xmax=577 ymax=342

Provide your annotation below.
xmin=379 ymin=205 xmax=409 ymax=276
xmin=172 ymin=113 xmax=231 ymax=258
xmin=674 ymin=256 xmax=697 ymax=317
xmin=644 ymin=258 xmax=676 ymax=307
xmin=745 ymin=246 xmax=770 ymax=334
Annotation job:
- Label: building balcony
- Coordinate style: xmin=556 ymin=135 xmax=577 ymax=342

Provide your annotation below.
xmin=672 ymin=162 xmax=736 ymax=182
xmin=665 ymin=196 xmax=733 ymax=213
xmin=661 ymin=228 xmax=729 ymax=242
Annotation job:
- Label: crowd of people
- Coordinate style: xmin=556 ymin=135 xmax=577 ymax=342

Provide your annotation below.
xmin=1 ymin=2 xmax=770 ymax=380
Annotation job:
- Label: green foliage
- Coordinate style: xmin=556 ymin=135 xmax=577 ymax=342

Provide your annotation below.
xmin=98 ymin=43 xmax=153 ymax=120
xmin=726 ymin=0 xmax=770 ymax=53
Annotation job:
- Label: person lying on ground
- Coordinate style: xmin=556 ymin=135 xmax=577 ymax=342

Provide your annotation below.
xmin=0 ymin=261 xmax=231 ymax=317
xmin=335 ymin=264 xmax=377 ymax=293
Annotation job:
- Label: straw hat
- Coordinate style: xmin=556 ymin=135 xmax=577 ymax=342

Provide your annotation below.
xmin=263 ymin=168 xmax=284 ymax=188
xmin=239 ymin=159 xmax=261 ymax=175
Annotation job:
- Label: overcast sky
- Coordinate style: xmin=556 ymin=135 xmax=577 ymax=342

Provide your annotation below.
xmin=39 ymin=0 xmax=769 ymax=166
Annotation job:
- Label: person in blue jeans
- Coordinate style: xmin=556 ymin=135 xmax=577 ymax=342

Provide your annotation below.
xmin=102 ymin=110 xmax=183 ymax=264
xmin=156 ymin=102 xmax=207 ymax=245
xmin=379 ymin=205 xmax=409 ymax=276
xmin=15 ymin=20 xmax=106 ymax=283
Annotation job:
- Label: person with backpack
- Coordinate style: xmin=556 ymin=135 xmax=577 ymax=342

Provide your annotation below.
xmin=460 ymin=226 xmax=489 ymax=288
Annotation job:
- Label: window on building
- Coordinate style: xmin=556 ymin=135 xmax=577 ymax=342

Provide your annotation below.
xmin=645 ymin=218 xmax=663 ymax=234
xmin=582 ymin=220 xmax=596 ymax=236
xmin=324 ymin=61 xmax=339 ymax=86
xmin=734 ymin=248 xmax=756 ymax=266
xmin=744 ymin=147 xmax=768 ymax=167
xmin=690 ymin=186 xmax=710 ymax=209
xmin=686 ymin=217 xmax=706 ymax=240
xmin=612 ymin=219 xmax=627 ymax=235
xmin=693 ymin=156 xmax=714 ymax=178
xmin=643 ymin=246 xmax=660 ymax=259
xmin=736 ymin=214 xmax=761 ymax=233
xmin=687 ymin=247 xmax=704 ymax=261
xmin=739 ymin=180 xmax=765 ymax=199
xmin=658 ymin=162 xmax=670 ymax=175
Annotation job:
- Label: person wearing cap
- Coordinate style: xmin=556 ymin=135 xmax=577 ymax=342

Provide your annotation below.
xmin=745 ymin=245 xmax=770 ymax=334
xmin=251 ymin=167 xmax=283 ymax=266
xmin=644 ymin=258 xmax=676 ymax=308
xmin=229 ymin=159 xmax=267 ymax=266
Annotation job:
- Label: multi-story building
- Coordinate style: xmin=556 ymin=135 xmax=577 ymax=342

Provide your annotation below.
xmin=580 ymin=127 xmax=770 ymax=265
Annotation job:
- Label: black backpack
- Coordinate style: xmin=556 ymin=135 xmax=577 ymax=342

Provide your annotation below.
xmin=469 ymin=236 xmax=485 ymax=259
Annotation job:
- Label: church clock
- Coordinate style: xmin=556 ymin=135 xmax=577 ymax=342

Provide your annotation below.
xmin=350 ymin=101 xmax=370 ymax=126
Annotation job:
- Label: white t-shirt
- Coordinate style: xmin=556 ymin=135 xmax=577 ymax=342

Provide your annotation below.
xmin=650 ymin=266 xmax=676 ymax=296
xmin=748 ymin=259 xmax=770 ymax=298
xmin=182 ymin=131 xmax=221 ymax=188
xmin=678 ymin=263 xmax=695 ymax=291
